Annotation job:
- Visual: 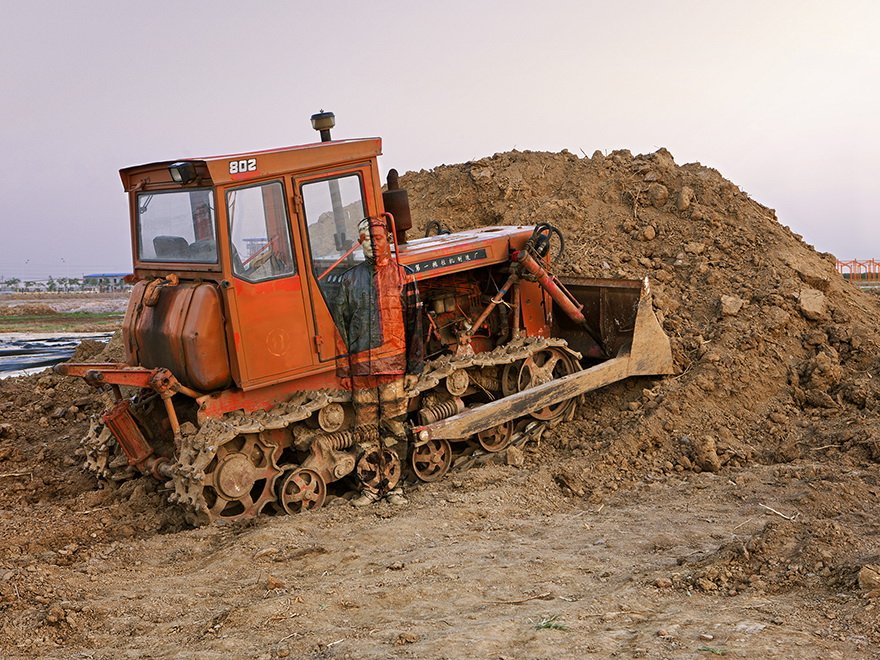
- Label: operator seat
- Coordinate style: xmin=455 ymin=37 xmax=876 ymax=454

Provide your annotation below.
xmin=153 ymin=235 xmax=190 ymax=260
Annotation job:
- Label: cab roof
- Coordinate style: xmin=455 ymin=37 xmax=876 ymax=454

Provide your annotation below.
xmin=119 ymin=137 xmax=382 ymax=191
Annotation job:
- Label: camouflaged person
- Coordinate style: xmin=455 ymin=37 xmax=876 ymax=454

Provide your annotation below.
xmin=329 ymin=217 xmax=423 ymax=506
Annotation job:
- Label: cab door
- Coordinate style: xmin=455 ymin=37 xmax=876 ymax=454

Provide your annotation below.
xmin=293 ymin=168 xmax=377 ymax=362
xmin=222 ymin=179 xmax=315 ymax=387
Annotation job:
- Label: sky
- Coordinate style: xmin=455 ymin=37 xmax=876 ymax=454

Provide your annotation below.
xmin=1 ymin=0 xmax=877 ymax=281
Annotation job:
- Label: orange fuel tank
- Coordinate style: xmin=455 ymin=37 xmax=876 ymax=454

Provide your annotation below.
xmin=123 ymin=280 xmax=232 ymax=392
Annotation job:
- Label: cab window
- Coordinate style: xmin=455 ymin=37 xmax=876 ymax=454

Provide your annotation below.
xmin=301 ymin=174 xmax=367 ymax=280
xmin=136 ymin=189 xmax=217 ymax=263
xmin=226 ymin=181 xmax=296 ymax=282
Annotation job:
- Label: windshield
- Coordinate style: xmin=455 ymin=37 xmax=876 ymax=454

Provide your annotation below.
xmin=136 ymin=189 xmax=218 ymax=263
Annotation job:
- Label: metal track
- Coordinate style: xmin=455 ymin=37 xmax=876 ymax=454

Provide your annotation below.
xmin=79 ymin=337 xmax=581 ymax=524
xmin=406 ymin=336 xmax=576 ymax=398
xmin=166 ymin=388 xmax=350 ymax=524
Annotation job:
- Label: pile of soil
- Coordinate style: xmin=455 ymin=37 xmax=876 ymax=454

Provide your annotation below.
xmin=401 ymin=147 xmax=880 ymax=604
xmin=0 ymin=149 xmax=878 ymax=656
xmin=0 ymin=304 xmax=58 ymax=316
xmin=402 ymin=148 xmax=880 ymax=472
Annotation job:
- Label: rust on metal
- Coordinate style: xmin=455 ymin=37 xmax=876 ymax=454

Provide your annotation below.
xmin=101 ymin=400 xmax=154 ymax=466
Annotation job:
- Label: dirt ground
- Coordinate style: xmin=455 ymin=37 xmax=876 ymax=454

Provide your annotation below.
xmin=1 ymin=148 xmax=879 ymax=658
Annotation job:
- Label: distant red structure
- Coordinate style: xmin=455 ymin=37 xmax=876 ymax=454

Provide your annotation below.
xmin=837 ymin=259 xmax=880 ymax=285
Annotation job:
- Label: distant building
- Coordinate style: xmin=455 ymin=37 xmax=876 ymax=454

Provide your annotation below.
xmin=83 ymin=273 xmax=130 ymax=291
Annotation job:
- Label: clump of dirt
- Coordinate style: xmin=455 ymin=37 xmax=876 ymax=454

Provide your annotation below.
xmin=70 ymin=339 xmax=105 ymax=362
xmin=93 ymin=329 xmax=124 ymax=362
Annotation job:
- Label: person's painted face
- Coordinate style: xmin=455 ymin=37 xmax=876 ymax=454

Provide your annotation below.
xmin=358 ymin=217 xmax=373 ymax=259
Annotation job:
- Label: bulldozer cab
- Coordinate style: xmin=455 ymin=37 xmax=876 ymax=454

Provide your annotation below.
xmin=121 ymin=139 xmax=392 ymax=390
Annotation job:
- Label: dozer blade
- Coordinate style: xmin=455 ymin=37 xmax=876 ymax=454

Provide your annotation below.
xmin=415 ymin=277 xmax=673 ymax=441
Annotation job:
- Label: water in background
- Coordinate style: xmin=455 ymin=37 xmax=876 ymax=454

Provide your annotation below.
xmin=0 ymin=333 xmax=113 ymax=379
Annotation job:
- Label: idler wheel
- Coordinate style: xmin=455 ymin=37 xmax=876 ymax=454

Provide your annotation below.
xmin=277 ymin=468 xmax=327 ymax=514
xmin=517 ymin=348 xmax=579 ymax=421
xmin=410 ymin=438 xmax=452 ymax=482
xmin=356 ymin=447 xmax=402 ymax=493
xmin=477 ymin=420 xmax=514 ymax=452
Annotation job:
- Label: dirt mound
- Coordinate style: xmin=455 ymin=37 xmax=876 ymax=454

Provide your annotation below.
xmin=0 ymin=304 xmax=58 ymax=316
xmin=398 ymin=148 xmax=880 ymax=611
xmin=402 ymin=148 xmax=880 ymax=481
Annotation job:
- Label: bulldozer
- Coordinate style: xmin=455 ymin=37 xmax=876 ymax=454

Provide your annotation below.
xmin=56 ymin=112 xmax=674 ymax=524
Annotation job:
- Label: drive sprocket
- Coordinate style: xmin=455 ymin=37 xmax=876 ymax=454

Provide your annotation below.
xmin=169 ymin=419 xmax=283 ymax=525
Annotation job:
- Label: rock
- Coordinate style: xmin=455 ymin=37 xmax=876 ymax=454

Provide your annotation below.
xmin=677 ymin=186 xmax=695 ymax=211
xmin=805 ymin=390 xmax=838 ymax=409
xmin=685 ymin=241 xmax=705 ymax=255
xmin=506 ymin=445 xmax=525 ymax=468
xmin=654 ymin=577 xmax=673 ymax=588
xmin=765 ymin=306 xmax=790 ymax=330
xmin=768 ymin=412 xmax=789 ymax=424
xmin=734 ymin=621 xmax=767 ymax=634
xmin=46 ymin=605 xmax=66 ymax=624
xmin=693 ymin=436 xmax=721 ymax=473
xmin=647 ymin=183 xmax=669 ymax=208
xmin=394 ymin=632 xmax=419 ymax=645
xmin=0 ymin=423 xmax=14 ymax=439
xmin=803 ymin=350 xmax=842 ymax=391
xmin=696 ymin=577 xmax=717 ymax=592
xmin=253 ymin=547 xmax=279 ymax=560
xmin=554 ymin=471 xmax=586 ymax=496
xmin=798 ymin=288 xmax=827 ymax=321
xmin=653 ymin=147 xmax=676 ymax=170
xmin=266 ymin=575 xmax=286 ymax=590
xmin=858 ymin=564 xmax=880 ymax=592
xmin=720 ymin=295 xmax=745 ymax=317
xmin=782 ymin=251 xmax=831 ymax=291
xmin=642 ymin=225 xmax=657 ymax=241
xmin=388 ymin=561 xmax=405 ymax=571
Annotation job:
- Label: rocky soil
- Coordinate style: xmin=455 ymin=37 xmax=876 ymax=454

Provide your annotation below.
xmin=0 ymin=149 xmax=878 ymax=658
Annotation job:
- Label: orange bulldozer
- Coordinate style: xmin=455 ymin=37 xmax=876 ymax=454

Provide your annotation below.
xmin=57 ymin=112 xmax=673 ymax=524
